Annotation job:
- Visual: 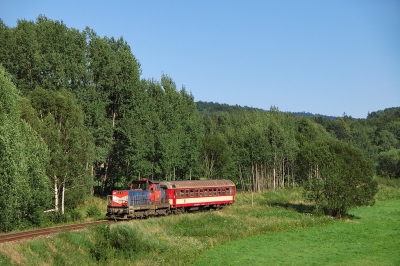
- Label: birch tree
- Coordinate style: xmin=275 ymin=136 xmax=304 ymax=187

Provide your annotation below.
xmin=23 ymin=88 xmax=94 ymax=213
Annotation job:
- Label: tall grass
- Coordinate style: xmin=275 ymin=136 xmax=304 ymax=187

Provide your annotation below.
xmin=375 ymin=177 xmax=400 ymax=201
xmin=1 ymin=179 xmax=398 ymax=266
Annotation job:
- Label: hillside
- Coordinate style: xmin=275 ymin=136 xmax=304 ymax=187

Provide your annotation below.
xmin=196 ymin=101 xmax=339 ymax=120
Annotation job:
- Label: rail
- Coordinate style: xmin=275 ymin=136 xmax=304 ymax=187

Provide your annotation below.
xmin=0 ymin=220 xmax=113 ymax=244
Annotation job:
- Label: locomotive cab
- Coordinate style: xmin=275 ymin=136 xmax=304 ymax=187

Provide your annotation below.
xmin=107 ymin=178 xmax=169 ymax=219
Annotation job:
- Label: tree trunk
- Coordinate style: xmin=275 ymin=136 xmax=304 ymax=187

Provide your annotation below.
xmin=61 ymin=179 xmax=65 ymax=215
xmin=273 ymin=150 xmax=277 ymax=190
xmin=101 ymin=161 xmax=109 ymax=195
xmin=273 ymin=167 xmax=276 ymax=190
xmin=91 ymin=165 xmax=94 ymax=195
xmin=281 ymin=157 xmax=285 ymax=188
xmin=54 ymin=176 xmax=59 ymax=212
xmin=238 ymin=165 xmax=245 ymax=191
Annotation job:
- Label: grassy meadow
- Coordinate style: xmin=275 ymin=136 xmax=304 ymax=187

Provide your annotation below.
xmin=194 ymin=199 xmax=400 ymax=265
xmin=0 ymin=178 xmax=399 ymax=265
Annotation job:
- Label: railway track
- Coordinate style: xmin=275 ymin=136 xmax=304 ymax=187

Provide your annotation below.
xmin=0 ymin=220 xmax=113 ymax=244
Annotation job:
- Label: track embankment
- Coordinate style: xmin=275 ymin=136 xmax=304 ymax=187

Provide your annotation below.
xmin=0 ymin=220 xmax=113 ymax=244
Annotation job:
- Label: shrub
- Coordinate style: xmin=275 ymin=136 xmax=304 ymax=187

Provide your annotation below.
xmin=300 ymin=139 xmax=378 ymax=217
xmin=86 ymin=205 xmax=101 ymax=218
xmin=67 ymin=209 xmax=83 ymax=222
xmin=45 ymin=212 xmax=68 ymax=224
xmin=90 ymin=224 xmax=162 ymax=262
xmin=89 ymin=225 xmax=114 ymax=262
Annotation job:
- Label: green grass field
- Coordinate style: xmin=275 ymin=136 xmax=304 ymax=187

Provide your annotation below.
xmin=194 ymin=199 xmax=400 ymax=266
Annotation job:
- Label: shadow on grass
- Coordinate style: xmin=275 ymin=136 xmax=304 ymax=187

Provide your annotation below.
xmin=267 ymin=202 xmax=316 ymax=214
xmin=267 ymin=202 xmax=361 ymax=220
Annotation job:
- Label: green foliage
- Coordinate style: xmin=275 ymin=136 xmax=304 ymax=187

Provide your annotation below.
xmin=299 ymin=139 xmax=378 ymax=217
xmin=0 ymin=14 xmax=398 ymax=235
xmin=313 ymin=108 xmax=400 ymax=172
xmin=0 ymin=190 xmax=334 ymax=265
xmin=25 ymin=87 xmax=94 ymax=209
xmin=12 ymin=181 xmax=400 ymax=265
xmin=86 ymin=205 xmax=101 ymax=218
xmin=377 ymin=148 xmax=400 ymax=178
xmin=0 ymin=66 xmax=51 ymax=232
xmin=375 ymin=177 xmax=400 ymax=200
xmin=196 ymin=100 xmax=265 ymax=115
xmin=89 ymin=225 xmax=114 ymax=262
xmin=66 ymin=209 xmax=83 ymax=222
xmin=201 ymin=133 xmax=233 ymax=179
xmin=89 ymin=224 xmax=164 ymax=262
xmin=44 ymin=212 xmax=68 ymax=224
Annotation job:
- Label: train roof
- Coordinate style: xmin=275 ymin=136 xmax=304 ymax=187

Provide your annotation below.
xmin=131 ymin=179 xmax=158 ymax=184
xmin=159 ymin=179 xmax=235 ymax=189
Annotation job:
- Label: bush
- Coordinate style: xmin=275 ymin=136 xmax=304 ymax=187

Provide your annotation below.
xmin=89 ymin=224 xmax=162 ymax=262
xmin=300 ymin=139 xmax=378 ymax=217
xmin=86 ymin=205 xmax=101 ymax=218
xmin=67 ymin=209 xmax=83 ymax=222
xmin=45 ymin=212 xmax=68 ymax=224
xmin=89 ymin=225 xmax=114 ymax=262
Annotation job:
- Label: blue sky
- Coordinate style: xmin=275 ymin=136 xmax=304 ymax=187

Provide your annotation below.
xmin=1 ymin=0 xmax=399 ymax=118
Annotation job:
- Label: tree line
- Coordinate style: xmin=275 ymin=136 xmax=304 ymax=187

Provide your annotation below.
xmin=0 ymin=16 xmax=203 ymax=231
xmin=0 ymin=16 xmax=395 ymax=231
xmin=198 ymin=101 xmax=400 ymax=181
xmin=312 ymin=108 xmax=400 ymax=179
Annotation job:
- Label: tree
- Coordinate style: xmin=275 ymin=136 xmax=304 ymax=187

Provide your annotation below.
xmin=377 ymin=149 xmax=400 ymax=178
xmin=22 ymin=88 xmax=94 ymax=213
xmin=85 ymin=31 xmax=142 ymax=192
xmin=201 ymin=133 xmax=232 ymax=179
xmin=300 ymin=138 xmax=378 ymax=217
xmin=0 ymin=66 xmax=51 ymax=231
xmin=177 ymin=87 xmax=204 ymax=180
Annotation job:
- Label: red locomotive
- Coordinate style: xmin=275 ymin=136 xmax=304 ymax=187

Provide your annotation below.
xmin=107 ymin=179 xmax=236 ymax=219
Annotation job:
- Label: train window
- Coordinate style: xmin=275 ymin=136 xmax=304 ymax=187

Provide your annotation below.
xmin=226 ymin=188 xmax=230 ymax=195
xmin=204 ymin=189 xmax=208 ymax=196
xmin=185 ymin=189 xmax=189 ymax=198
xmin=213 ymin=188 xmax=217 ymax=196
xmin=222 ymin=188 xmax=226 ymax=195
xmin=179 ymin=190 xmax=184 ymax=198
xmin=190 ymin=189 xmax=194 ymax=197
xmin=199 ymin=188 xmax=203 ymax=197
xmin=218 ymin=188 xmax=221 ymax=195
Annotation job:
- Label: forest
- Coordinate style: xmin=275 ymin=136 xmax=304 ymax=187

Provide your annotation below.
xmin=0 ymin=16 xmax=399 ymax=231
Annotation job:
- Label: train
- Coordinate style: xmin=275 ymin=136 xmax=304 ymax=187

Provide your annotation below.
xmin=106 ymin=178 xmax=236 ymax=219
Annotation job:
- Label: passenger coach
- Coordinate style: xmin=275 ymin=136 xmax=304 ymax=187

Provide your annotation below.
xmin=160 ymin=179 xmax=236 ymax=214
